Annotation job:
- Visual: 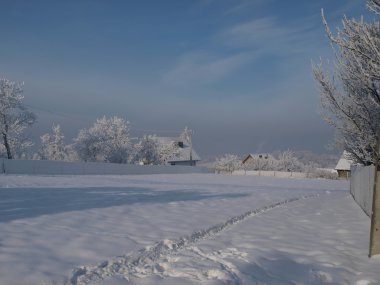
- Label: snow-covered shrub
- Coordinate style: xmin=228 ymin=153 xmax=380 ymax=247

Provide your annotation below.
xmin=308 ymin=169 xmax=339 ymax=180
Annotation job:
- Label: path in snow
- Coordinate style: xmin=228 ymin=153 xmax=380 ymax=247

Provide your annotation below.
xmin=70 ymin=193 xmax=324 ymax=285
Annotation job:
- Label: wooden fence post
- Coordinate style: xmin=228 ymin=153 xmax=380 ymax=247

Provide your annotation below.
xmin=369 ymin=129 xmax=380 ymax=257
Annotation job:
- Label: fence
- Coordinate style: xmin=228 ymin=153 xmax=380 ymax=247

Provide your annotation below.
xmin=232 ymin=170 xmax=309 ymax=179
xmin=350 ymin=165 xmax=375 ymax=217
xmin=0 ymin=159 xmax=212 ymax=176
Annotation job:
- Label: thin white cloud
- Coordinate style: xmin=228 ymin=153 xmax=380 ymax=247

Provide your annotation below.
xmin=162 ymin=51 xmax=255 ymax=86
xmin=162 ymin=13 xmax=321 ymax=87
xmin=223 ymin=0 xmax=272 ymax=15
xmin=219 ymin=16 xmax=318 ymax=54
xmin=222 ymin=17 xmax=283 ymax=45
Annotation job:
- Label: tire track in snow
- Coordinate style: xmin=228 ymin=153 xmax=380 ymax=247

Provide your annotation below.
xmin=69 ymin=192 xmax=326 ymax=285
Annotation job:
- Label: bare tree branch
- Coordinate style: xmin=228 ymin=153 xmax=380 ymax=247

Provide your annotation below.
xmin=313 ymin=6 xmax=380 ymax=165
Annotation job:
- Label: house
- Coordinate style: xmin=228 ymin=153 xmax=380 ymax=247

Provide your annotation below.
xmin=156 ymin=137 xmax=201 ymax=166
xmin=335 ymin=151 xmax=353 ymax=179
xmin=242 ymin=153 xmax=276 ymax=171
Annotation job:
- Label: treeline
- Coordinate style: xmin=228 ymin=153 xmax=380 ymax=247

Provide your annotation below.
xmin=214 ymin=152 xmax=338 ymax=179
xmin=0 ymin=77 xmax=188 ymax=164
xmin=35 ymin=118 xmax=190 ymax=164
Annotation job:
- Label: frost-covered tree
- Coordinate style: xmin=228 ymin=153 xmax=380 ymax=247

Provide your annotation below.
xmin=39 ymin=124 xmax=66 ymax=160
xmin=180 ymin=126 xmax=194 ymax=163
xmin=276 ymin=150 xmax=303 ymax=172
xmin=214 ymin=154 xmax=242 ymax=173
xmin=99 ymin=116 xmax=131 ymax=163
xmin=0 ymin=78 xmax=36 ymax=159
xmin=179 ymin=127 xmax=190 ymax=144
xmin=134 ymin=135 xmax=160 ymax=165
xmin=312 ymin=0 xmax=380 ymax=165
xmin=156 ymin=140 xmax=180 ymax=164
xmin=72 ymin=128 xmax=99 ymax=162
xmin=73 ymin=116 xmax=131 ymax=163
xmin=368 ymin=0 xmax=380 ymax=15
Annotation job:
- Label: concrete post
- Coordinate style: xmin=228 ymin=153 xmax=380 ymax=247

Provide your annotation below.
xmin=369 ymin=129 xmax=380 ymax=257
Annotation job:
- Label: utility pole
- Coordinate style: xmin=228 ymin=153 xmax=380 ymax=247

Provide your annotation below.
xmin=369 ymin=128 xmax=380 ymax=257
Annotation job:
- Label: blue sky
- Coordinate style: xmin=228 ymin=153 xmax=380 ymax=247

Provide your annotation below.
xmin=0 ymin=0 xmax=372 ymax=157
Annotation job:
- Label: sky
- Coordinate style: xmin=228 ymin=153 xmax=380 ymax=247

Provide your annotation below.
xmin=0 ymin=0 xmax=374 ymax=157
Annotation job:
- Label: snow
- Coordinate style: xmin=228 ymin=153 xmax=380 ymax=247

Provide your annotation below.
xmin=0 ymin=174 xmax=379 ymax=285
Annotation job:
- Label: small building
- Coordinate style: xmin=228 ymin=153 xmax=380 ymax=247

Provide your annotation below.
xmin=241 ymin=153 xmax=276 ymax=171
xmin=335 ymin=151 xmax=353 ymax=179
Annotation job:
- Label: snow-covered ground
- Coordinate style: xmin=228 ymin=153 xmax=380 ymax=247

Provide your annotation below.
xmin=0 ymin=174 xmax=378 ymax=285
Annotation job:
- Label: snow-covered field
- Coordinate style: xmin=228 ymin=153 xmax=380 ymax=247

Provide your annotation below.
xmin=0 ymin=174 xmax=379 ymax=285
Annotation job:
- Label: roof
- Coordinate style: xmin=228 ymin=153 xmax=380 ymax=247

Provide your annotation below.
xmin=242 ymin=153 xmax=272 ymax=164
xmin=156 ymin=136 xmax=201 ymax=162
xmin=335 ymin=151 xmax=353 ymax=171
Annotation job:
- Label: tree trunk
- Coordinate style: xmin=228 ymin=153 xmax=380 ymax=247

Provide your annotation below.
xmin=2 ymin=132 xmax=12 ymax=159
xmin=369 ymin=128 xmax=380 ymax=257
